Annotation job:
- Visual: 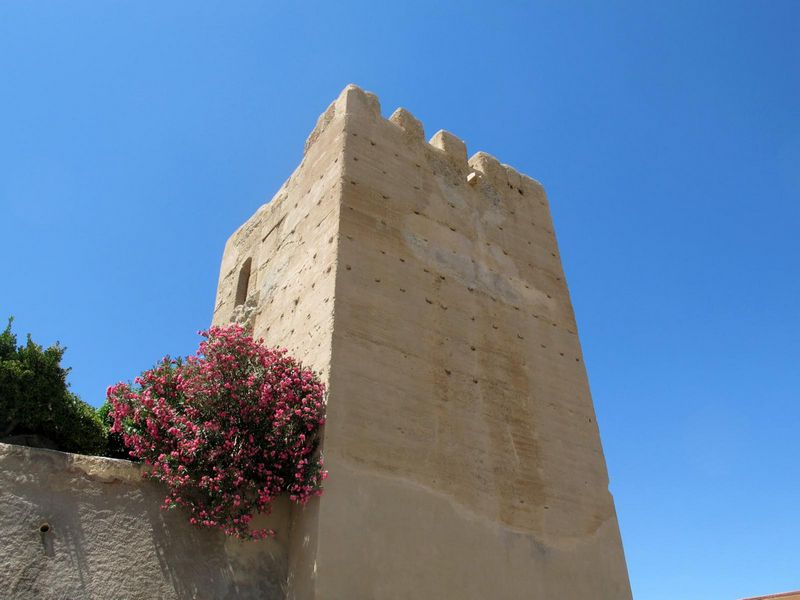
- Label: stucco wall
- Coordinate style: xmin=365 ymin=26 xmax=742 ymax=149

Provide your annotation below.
xmin=0 ymin=442 xmax=289 ymax=600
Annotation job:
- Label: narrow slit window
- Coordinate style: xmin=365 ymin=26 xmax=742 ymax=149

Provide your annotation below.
xmin=235 ymin=258 xmax=252 ymax=307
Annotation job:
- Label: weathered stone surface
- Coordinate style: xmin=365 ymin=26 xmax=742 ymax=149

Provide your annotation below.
xmin=212 ymin=84 xmax=632 ymax=599
xmin=0 ymin=442 xmax=288 ymax=600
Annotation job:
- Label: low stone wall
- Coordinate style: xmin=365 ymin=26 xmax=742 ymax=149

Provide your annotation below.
xmin=0 ymin=442 xmax=289 ymax=600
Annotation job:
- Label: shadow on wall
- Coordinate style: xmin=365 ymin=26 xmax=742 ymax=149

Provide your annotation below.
xmin=0 ymin=443 xmax=289 ymax=600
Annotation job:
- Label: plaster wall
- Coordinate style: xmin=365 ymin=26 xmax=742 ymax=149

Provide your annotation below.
xmin=0 ymin=442 xmax=287 ymax=600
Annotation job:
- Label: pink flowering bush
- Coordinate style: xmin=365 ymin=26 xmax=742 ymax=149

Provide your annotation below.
xmin=107 ymin=324 xmax=326 ymax=540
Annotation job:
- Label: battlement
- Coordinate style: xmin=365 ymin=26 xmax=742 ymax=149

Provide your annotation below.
xmin=304 ymin=84 xmax=545 ymax=197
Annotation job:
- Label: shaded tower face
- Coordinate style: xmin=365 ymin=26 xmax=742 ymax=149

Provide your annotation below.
xmin=213 ymin=85 xmax=631 ymax=600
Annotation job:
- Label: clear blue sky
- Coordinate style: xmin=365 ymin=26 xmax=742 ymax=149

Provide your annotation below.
xmin=1 ymin=2 xmax=798 ymax=598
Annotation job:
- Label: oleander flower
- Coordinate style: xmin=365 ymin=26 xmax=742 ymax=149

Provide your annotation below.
xmin=107 ymin=324 xmax=326 ymax=540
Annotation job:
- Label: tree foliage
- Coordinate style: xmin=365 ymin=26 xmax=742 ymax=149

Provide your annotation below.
xmin=0 ymin=317 xmax=106 ymax=454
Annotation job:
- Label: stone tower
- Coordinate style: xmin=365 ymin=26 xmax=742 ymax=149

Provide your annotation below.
xmin=212 ymin=85 xmax=632 ymax=599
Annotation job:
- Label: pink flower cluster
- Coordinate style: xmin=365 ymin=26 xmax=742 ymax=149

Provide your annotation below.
xmin=107 ymin=324 xmax=327 ymax=540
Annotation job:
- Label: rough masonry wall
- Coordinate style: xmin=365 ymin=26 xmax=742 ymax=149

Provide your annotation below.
xmin=309 ymin=86 xmax=631 ymax=599
xmin=209 ymin=84 xmax=630 ymax=599
xmin=0 ymin=443 xmax=288 ymax=600
xmin=211 ymin=94 xmax=345 ymax=382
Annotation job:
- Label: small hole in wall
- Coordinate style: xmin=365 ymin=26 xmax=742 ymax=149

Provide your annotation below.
xmin=39 ymin=523 xmax=51 ymax=534
xmin=235 ymin=258 xmax=252 ymax=307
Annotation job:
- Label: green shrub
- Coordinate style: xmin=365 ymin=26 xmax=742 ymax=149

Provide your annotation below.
xmin=0 ymin=317 xmax=106 ymax=455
